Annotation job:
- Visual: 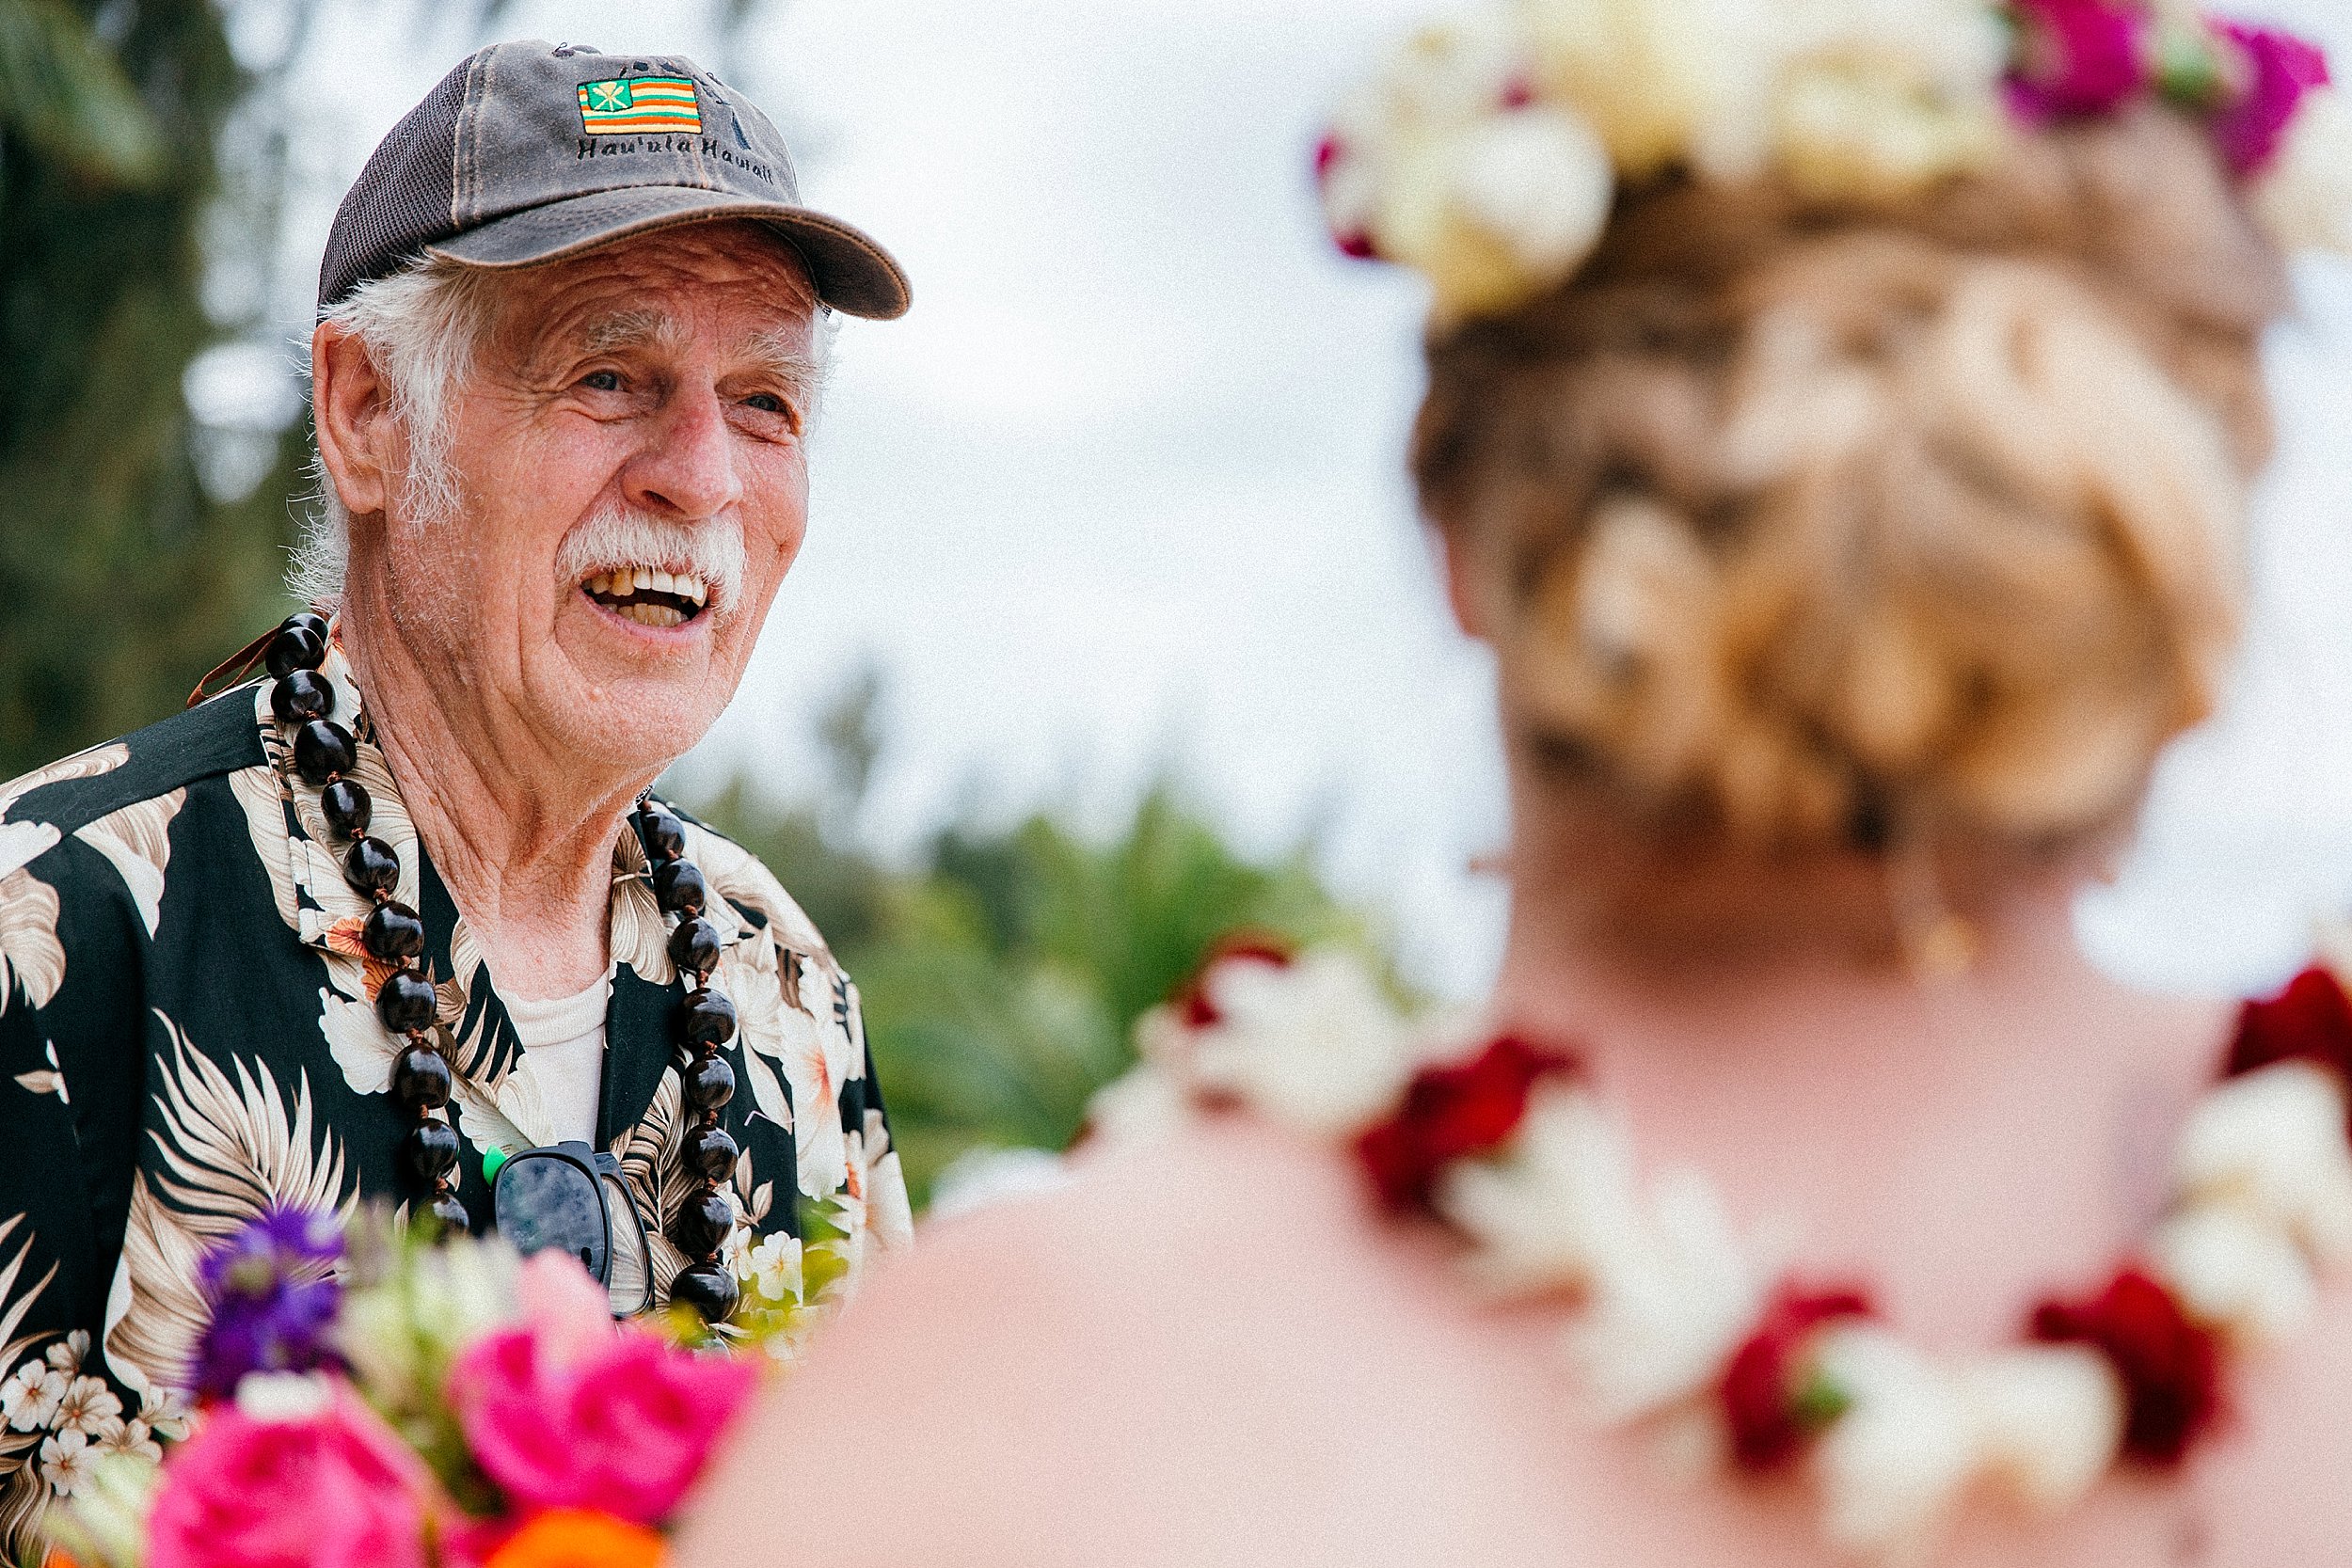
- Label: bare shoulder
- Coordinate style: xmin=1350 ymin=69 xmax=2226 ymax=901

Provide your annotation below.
xmin=677 ymin=1111 xmax=2352 ymax=1568
xmin=677 ymin=1117 xmax=1606 ymax=1568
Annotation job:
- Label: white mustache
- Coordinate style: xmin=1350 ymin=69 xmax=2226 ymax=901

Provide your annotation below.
xmin=556 ymin=507 xmax=747 ymax=613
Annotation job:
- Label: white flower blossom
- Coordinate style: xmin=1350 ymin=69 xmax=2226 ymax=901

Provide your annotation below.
xmin=1082 ymin=1061 xmax=1194 ymax=1148
xmin=1811 ymin=1338 xmax=2124 ymax=1552
xmin=2172 ymin=1060 xmax=2352 ymax=1266
xmin=335 ymin=1227 xmax=519 ymax=1406
xmin=2152 ymin=1199 xmax=2320 ymax=1347
xmin=1 ymin=1358 xmax=65 ymax=1433
xmin=1558 ymin=1164 xmax=1762 ymax=1423
xmin=1808 ymin=1328 xmax=1979 ymax=1560
xmin=1343 ymin=10 xmax=1528 ymax=145
xmin=1433 ymin=1085 xmax=1763 ymax=1418
xmin=743 ymin=1231 xmax=805 ymax=1305
xmin=1771 ymin=56 xmax=2006 ymax=201
xmin=1441 ymin=1086 xmax=1639 ymax=1293
xmin=1518 ymin=0 xmax=1782 ymax=180
xmin=1375 ymin=107 xmax=1615 ymax=321
xmin=1185 ymin=951 xmax=1420 ymax=1137
xmin=1321 ymin=10 xmax=1523 ymax=244
xmin=1760 ymin=0 xmax=2009 ymax=200
xmin=1321 ymin=8 xmax=1616 ymax=319
xmin=234 ymin=1371 xmax=335 ymax=1424
xmin=721 ymin=1220 xmax=755 ymax=1280
xmin=54 ymin=1375 xmax=122 ymax=1437
xmin=40 ymin=1427 xmax=100 ymax=1496
xmin=1953 ymin=1345 xmax=2124 ymax=1514
xmin=44 ymin=1444 xmax=160 ymax=1566
xmin=136 ymin=1385 xmax=192 ymax=1445
xmin=2255 ymin=85 xmax=2352 ymax=255
xmin=95 ymin=1416 xmax=163 ymax=1464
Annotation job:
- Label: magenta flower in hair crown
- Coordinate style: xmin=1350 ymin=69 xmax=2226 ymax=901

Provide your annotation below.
xmin=1314 ymin=0 xmax=2350 ymax=321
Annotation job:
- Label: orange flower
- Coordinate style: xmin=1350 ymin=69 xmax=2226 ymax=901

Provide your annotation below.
xmin=482 ymin=1510 xmax=666 ymax=1568
xmin=322 ymin=916 xmax=403 ymax=1000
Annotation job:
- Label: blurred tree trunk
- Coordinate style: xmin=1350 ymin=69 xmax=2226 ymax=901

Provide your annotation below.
xmin=0 ymin=0 xmax=304 ymax=775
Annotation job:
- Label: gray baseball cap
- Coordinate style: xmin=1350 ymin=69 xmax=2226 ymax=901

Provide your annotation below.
xmin=319 ymin=40 xmax=910 ymax=319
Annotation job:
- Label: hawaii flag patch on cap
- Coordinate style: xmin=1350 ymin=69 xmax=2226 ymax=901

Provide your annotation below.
xmin=321 ymin=41 xmax=910 ymax=320
xmin=577 ymin=74 xmax=702 ymax=135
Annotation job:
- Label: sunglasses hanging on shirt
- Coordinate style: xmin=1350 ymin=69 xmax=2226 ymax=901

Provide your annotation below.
xmin=490 ymin=1142 xmax=652 ymax=1316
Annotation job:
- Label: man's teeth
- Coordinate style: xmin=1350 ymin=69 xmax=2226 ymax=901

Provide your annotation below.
xmin=580 ymin=565 xmax=710 ymax=623
xmin=582 ymin=567 xmax=709 ymax=607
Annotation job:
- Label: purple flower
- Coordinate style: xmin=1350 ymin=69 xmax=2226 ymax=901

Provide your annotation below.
xmin=2007 ymin=0 xmax=2154 ymax=120
xmin=2211 ymin=23 xmax=2331 ymax=176
xmin=192 ymin=1207 xmax=345 ymax=1401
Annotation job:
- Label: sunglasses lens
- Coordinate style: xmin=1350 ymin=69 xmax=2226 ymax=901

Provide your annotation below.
xmin=493 ymin=1152 xmax=608 ymax=1283
xmin=600 ymin=1172 xmax=652 ymax=1317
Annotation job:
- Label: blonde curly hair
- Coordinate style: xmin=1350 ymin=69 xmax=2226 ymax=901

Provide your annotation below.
xmin=1413 ymin=106 xmax=2290 ymax=851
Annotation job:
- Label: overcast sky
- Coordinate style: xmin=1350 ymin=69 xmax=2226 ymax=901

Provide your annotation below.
xmin=230 ymin=0 xmax=2352 ymax=1000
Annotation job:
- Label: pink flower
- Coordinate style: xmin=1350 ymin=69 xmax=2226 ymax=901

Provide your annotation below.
xmin=1312 ymin=135 xmax=1343 ymax=186
xmin=2007 ymin=0 xmax=2153 ymax=120
xmin=1311 ymin=136 xmax=1379 ymax=261
xmin=513 ymin=1247 xmax=618 ymax=1368
xmin=148 ymin=1385 xmax=431 ymax=1568
xmin=447 ymin=1258 xmax=757 ymax=1527
xmin=2211 ymin=24 xmax=2331 ymax=176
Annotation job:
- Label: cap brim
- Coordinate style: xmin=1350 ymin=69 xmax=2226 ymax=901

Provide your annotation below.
xmin=424 ymin=185 xmax=911 ymax=320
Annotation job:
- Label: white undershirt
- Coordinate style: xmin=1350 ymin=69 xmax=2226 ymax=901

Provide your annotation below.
xmin=501 ymin=975 xmax=612 ymax=1147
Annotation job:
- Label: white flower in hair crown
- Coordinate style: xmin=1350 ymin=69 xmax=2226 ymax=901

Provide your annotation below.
xmin=1316 ymin=0 xmax=2352 ymax=321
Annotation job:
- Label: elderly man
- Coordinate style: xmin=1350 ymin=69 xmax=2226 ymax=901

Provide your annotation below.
xmin=0 ymin=40 xmax=910 ymax=1545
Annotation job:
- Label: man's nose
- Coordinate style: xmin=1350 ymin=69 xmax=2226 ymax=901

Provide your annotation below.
xmin=622 ymin=383 xmax=744 ymax=521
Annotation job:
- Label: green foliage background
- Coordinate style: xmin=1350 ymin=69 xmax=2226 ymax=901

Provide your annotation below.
xmin=0 ymin=3 xmax=1397 ymax=1206
xmin=687 ymin=676 xmax=1391 ymax=1205
xmin=0 ymin=0 xmax=304 ymax=776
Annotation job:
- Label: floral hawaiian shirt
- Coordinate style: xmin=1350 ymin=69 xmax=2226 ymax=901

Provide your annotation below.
xmin=0 ymin=639 xmax=911 ymax=1559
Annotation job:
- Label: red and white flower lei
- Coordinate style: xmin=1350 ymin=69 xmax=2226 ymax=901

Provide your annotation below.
xmin=1089 ymin=941 xmax=2352 ymax=1559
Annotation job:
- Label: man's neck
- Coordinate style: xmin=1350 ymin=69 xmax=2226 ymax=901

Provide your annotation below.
xmin=340 ymin=585 xmax=649 ymax=1002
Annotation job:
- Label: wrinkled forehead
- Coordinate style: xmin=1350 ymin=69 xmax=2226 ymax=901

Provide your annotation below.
xmin=487 ymin=219 xmax=821 ymax=366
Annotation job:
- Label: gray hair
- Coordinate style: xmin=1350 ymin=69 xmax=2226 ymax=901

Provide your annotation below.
xmin=290 ymin=251 xmax=834 ymax=607
xmin=291 ymin=259 xmax=502 ymax=605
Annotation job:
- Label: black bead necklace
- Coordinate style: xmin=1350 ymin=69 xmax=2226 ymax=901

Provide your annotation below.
xmin=634 ymin=798 xmax=745 ymax=1325
xmin=262 ymin=612 xmax=468 ymax=1234
xmin=257 ymin=612 xmax=744 ymax=1323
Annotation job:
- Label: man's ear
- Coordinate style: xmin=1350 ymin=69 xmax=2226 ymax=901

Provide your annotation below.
xmin=311 ymin=321 xmax=397 ymax=518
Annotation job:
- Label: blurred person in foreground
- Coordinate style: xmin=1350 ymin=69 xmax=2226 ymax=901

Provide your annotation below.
xmin=683 ymin=2 xmax=2352 ymax=1564
xmin=0 ymin=40 xmax=912 ymax=1552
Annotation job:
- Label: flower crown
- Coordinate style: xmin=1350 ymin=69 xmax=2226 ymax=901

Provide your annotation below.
xmin=1316 ymin=0 xmax=2348 ymax=321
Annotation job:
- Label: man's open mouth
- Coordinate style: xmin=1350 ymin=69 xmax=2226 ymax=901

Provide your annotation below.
xmin=581 ymin=567 xmax=711 ymax=629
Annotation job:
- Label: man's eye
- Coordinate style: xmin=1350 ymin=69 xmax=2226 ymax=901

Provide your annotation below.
xmin=743 ymin=392 xmax=787 ymax=414
xmin=581 ymin=370 xmax=622 ymax=392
